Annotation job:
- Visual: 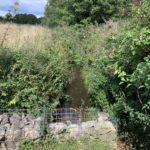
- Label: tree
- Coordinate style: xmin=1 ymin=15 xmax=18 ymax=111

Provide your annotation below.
xmin=44 ymin=0 xmax=69 ymax=27
xmin=26 ymin=14 xmax=38 ymax=24
xmin=44 ymin=0 xmax=124 ymax=26
xmin=5 ymin=12 xmax=13 ymax=22
xmin=0 ymin=16 xmax=4 ymax=22
xmin=37 ymin=17 xmax=44 ymax=24
xmin=13 ymin=14 xmax=39 ymax=24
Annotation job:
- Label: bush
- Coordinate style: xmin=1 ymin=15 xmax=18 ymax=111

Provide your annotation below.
xmin=0 ymin=46 xmax=69 ymax=113
xmin=101 ymin=1 xmax=150 ymax=148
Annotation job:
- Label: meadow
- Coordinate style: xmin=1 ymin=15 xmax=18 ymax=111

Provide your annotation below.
xmin=0 ymin=23 xmax=52 ymax=51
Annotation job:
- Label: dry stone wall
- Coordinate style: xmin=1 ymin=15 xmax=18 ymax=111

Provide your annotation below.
xmin=0 ymin=112 xmax=117 ymax=150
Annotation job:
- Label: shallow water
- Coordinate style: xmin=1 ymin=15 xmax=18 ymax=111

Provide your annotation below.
xmin=66 ymin=66 xmax=90 ymax=108
xmin=55 ymin=66 xmax=90 ymax=123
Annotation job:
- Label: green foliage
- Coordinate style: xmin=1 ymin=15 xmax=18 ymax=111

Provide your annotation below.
xmin=1 ymin=1 xmax=149 ymax=147
xmin=0 ymin=46 xmax=69 ymax=112
xmin=13 ymin=14 xmax=39 ymax=24
xmin=49 ymin=23 xmax=123 ymax=110
xmin=83 ymin=59 xmax=109 ymax=109
xmin=100 ymin=1 xmax=150 ymax=148
xmin=19 ymin=136 xmax=112 ymax=150
xmin=44 ymin=0 xmax=124 ymax=26
xmin=86 ymin=107 xmax=99 ymax=120
xmin=0 ymin=16 xmax=4 ymax=22
xmin=44 ymin=0 xmax=69 ymax=27
xmin=69 ymin=1 xmax=150 ymax=148
xmin=5 ymin=12 xmax=13 ymax=22
xmin=0 ymin=13 xmax=41 ymax=25
xmin=0 ymin=19 xmax=124 ymax=112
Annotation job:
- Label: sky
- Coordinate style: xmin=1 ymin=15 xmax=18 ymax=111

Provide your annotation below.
xmin=0 ymin=0 xmax=47 ymax=17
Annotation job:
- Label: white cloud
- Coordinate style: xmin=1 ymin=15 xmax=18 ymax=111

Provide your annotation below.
xmin=21 ymin=0 xmax=47 ymax=5
xmin=20 ymin=0 xmax=47 ymax=15
xmin=0 ymin=0 xmax=47 ymax=16
xmin=0 ymin=10 xmax=7 ymax=16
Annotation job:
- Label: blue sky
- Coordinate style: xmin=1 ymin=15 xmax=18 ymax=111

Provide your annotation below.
xmin=0 ymin=0 xmax=47 ymax=17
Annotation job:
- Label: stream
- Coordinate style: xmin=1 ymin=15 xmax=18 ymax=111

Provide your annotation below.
xmin=55 ymin=66 xmax=90 ymax=123
xmin=65 ymin=66 xmax=90 ymax=108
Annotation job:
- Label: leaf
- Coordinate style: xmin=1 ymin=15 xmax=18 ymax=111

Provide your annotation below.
xmin=119 ymin=82 xmax=124 ymax=85
xmin=1 ymin=92 xmax=7 ymax=97
xmin=121 ymin=77 xmax=126 ymax=81
xmin=138 ymin=85 xmax=145 ymax=89
xmin=8 ymin=97 xmax=17 ymax=106
xmin=127 ymin=84 xmax=132 ymax=88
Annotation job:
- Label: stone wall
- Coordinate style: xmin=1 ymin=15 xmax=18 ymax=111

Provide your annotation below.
xmin=0 ymin=113 xmax=42 ymax=150
xmin=0 ymin=112 xmax=117 ymax=150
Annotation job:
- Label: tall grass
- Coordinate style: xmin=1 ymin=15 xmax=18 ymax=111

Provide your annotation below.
xmin=19 ymin=137 xmax=113 ymax=150
xmin=0 ymin=23 xmax=52 ymax=52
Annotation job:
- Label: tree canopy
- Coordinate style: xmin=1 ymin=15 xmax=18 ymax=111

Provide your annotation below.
xmin=44 ymin=0 xmax=131 ymax=26
xmin=13 ymin=14 xmax=39 ymax=24
xmin=0 ymin=13 xmax=42 ymax=25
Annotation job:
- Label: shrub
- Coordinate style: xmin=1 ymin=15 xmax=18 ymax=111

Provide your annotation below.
xmin=103 ymin=1 xmax=150 ymax=148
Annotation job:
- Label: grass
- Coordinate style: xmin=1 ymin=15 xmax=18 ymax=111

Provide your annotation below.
xmin=0 ymin=23 xmax=52 ymax=52
xmin=19 ymin=137 xmax=113 ymax=150
xmin=0 ymin=20 xmax=128 ymax=58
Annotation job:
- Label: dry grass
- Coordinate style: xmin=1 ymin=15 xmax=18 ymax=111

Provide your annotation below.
xmin=0 ymin=23 xmax=53 ymax=52
xmin=0 ymin=20 xmax=126 ymax=57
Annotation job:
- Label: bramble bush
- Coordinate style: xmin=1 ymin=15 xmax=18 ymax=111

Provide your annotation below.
xmin=80 ymin=1 xmax=150 ymax=149
xmin=102 ymin=1 xmax=150 ymax=149
xmin=0 ymin=45 xmax=69 ymax=113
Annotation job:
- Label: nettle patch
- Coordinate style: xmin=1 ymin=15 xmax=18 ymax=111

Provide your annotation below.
xmin=0 ymin=48 xmax=69 ymax=112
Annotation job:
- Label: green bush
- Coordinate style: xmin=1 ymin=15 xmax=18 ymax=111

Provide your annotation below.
xmin=0 ymin=46 xmax=69 ymax=113
xmin=102 ymin=1 xmax=150 ymax=148
xmin=71 ymin=1 xmax=150 ymax=148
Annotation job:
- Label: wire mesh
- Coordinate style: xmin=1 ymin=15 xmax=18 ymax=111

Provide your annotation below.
xmin=0 ymin=108 xmax=102 ymax=149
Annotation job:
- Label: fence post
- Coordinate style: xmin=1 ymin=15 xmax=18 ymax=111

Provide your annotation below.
xmin=40 ymin=107 xmax=47 ymax=138
xmin=78 ymin=108 xmax=82 ymax=136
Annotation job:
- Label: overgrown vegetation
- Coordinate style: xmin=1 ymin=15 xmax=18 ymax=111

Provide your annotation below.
xmin=19 ymin=136 xmax=112 ymax=150
xmin=0 ymin=0 xmax=149 ymax=149
xmin=0 ymin=25 xmax=71 ymax=112
xmin=0 ymin=47 xmax=69 ymax=112
xmin=0 ymin=22 xmax=121 ymax=111
xmin=108 ymin=1 xmax=150 ymax=149
xmin=81 ymin=1 xmax=150 ymax=149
